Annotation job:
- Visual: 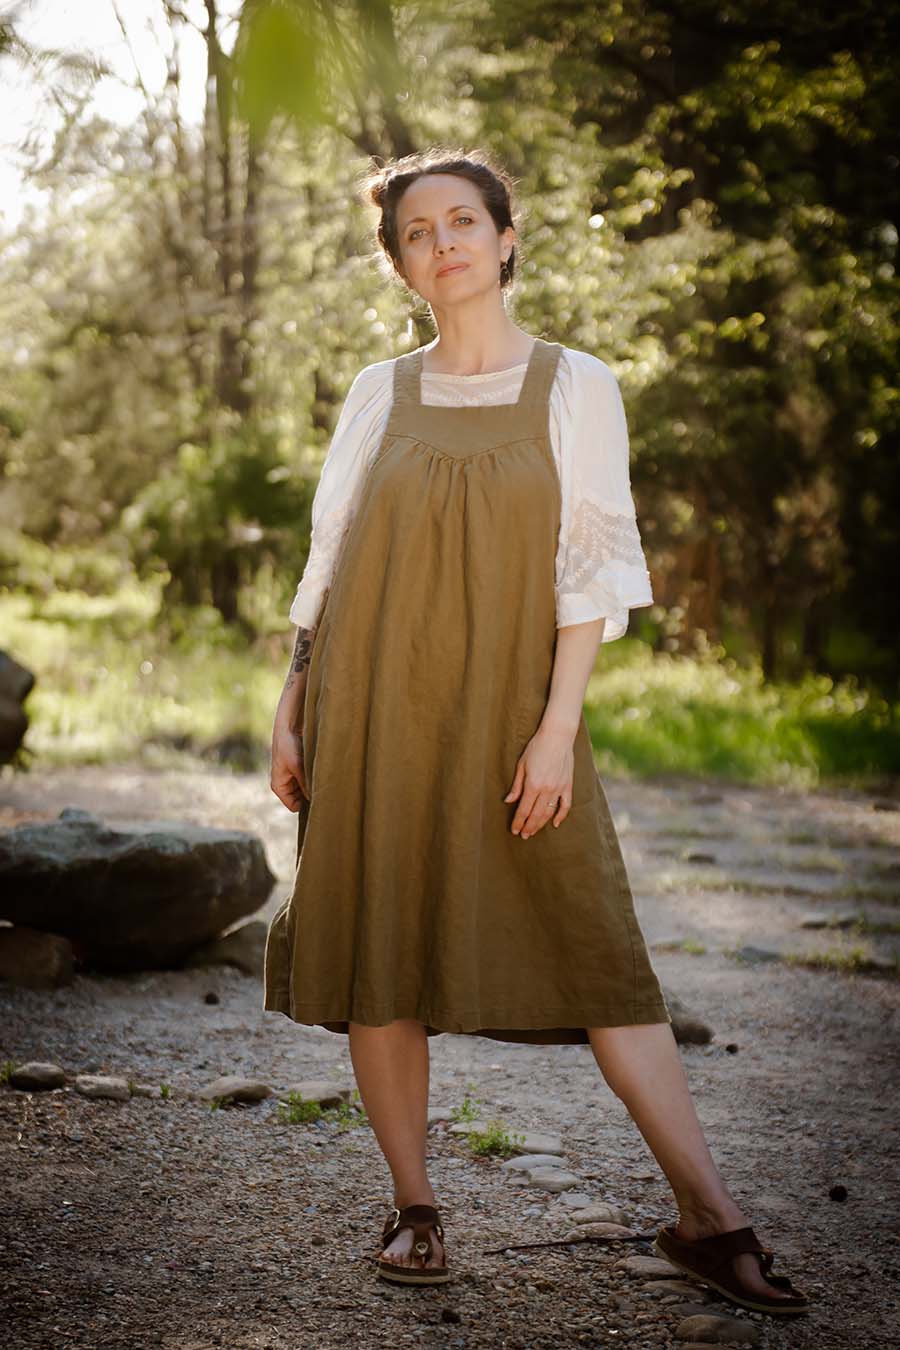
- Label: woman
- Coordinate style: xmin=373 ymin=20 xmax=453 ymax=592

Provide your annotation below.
xmin=264 ymin=148 xmax=808 ymax=1316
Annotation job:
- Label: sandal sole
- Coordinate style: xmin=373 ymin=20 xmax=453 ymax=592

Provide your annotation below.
xmin=651 ymin=1238 xmax=809 ymax=1316
xmin=376 ymin=1260 xmax=451 ymax=1285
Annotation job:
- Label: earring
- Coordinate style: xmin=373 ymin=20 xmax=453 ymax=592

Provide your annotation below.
xmin=499 ymin=258 xmax=511 ymax=285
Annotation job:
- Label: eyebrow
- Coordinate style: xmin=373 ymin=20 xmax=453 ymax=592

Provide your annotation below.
xmin=401 ymin=204 xmax=479 ymax=230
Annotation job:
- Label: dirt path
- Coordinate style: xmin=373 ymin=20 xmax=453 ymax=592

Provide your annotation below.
xmin=2 ymin=763 xmax=899 ymax=1349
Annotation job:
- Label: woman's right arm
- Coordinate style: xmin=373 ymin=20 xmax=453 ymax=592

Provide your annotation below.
xmin=270 ymin=622 xmax=318 ymax=811
xmin=269 ymin=360 xmax=391 ymax=811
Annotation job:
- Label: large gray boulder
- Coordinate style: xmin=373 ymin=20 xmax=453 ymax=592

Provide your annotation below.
xmin=0 ymin=650 xmax=34 ymax=764
xmin=0 ymin=807 xmax=276 ymax=970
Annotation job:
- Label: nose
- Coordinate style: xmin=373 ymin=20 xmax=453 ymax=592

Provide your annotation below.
xmin=433 ymin=224 xmax=455 ymax=253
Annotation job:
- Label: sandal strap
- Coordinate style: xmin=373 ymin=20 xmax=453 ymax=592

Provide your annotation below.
xmin=673 ymin=1224 xmax=769 ymax=1277
xmin=381 ymin=1203 xmax=445 ymax=1256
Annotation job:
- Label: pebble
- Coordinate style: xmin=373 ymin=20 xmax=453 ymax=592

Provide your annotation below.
xmin=520 ymin=1165 xmax=582 ymax=1192
xmin=197 ymin=1076 xmax=272 ymax=1103
xmin=499 ymin=1152 xmax=565 ymax=1171
xmin=573 ymin=1202 xmax=629 ymax=1226
xmin=614 ymin=1254 xmax=682 ymax=1278
xmin=9 ymin=1061 xmax=66 ymax=1090
xmin=674 ymin=1312 xmax=761 ymax=1343
xmin=74 ymin=1074 xmax=131 ymax=1101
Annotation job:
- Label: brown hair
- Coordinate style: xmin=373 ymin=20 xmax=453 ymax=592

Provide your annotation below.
xmin=357 ymin=146 xmax=521 ymax=298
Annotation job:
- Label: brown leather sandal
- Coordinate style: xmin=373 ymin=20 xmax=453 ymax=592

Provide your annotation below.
xmin=653 ymin=1223 xmax=809 ymax=1316
xmin=376 ymin=1203 xmax=451 ymax=1285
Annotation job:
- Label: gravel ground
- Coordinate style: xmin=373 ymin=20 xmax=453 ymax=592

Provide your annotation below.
xmin=2 ymin=762 xmax=899 ymax=1349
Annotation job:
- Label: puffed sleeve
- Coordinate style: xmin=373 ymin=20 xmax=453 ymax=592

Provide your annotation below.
xmin=553 ymin=349 xmax=654 ymax=641
xmin=288 ymin=361 xmax=393 ymax=628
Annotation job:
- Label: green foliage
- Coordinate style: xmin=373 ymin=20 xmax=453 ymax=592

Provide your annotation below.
xmin=584 ymin=639 xmax=900 ymax=788
xmin=121 ymin=426 xmax=313 ymax=621
xmin=3 ymin=589 xmax=898 ymax=785
xmin=465 ymin=1120 xmax=528 ymax=1159
xmin=0 ymin=0 xmax=896 ymax=699
xmin=275 ymin=1090 xmax=368 ymax=1129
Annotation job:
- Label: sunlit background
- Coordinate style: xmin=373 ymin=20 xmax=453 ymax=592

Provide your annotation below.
xmin=1 ymin=0 xmax=898 ymax=786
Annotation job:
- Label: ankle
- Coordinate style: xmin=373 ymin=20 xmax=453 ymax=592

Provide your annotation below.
xmin=392 ymin=1190 xmax=437 ymax=1210
xmin=676 ymin=1199 xmax=747 ymax=1238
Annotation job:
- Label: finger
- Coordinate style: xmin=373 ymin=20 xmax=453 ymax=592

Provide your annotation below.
xmin=504 ymin=758 xmax=525 ymax=804
xmin=520 ymin=798 xmax=560 ymax=839
xmin=511 ymin=794 xmax=541 ymax=835
xmin=552 ymin=796 xmax=572 ymax=827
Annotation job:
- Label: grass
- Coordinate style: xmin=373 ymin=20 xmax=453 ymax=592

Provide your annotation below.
xmin=276 ymin=1088 xmax=368 ymax=1130
xmin=3 ymin=579 xmax=900 ymax=788
xmin=781 ymin=946 xmax=898 ymax=975
xmin=448 ymin=1086 xmax=527 ymax=1157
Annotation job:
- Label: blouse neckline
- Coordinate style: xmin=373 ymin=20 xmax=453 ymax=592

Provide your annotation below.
xmin=419 ymin=338 xmax=533 ymax=381
xmin=421 ymin=362 xmax=529 ymax=382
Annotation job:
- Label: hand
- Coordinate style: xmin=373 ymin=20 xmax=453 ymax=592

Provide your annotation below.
xmin=270 ymin=719 xmax=308 ymax=812
xmin=504 ymin=724 xmax=574 ymax=838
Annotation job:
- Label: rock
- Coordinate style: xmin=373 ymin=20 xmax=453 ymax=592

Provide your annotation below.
xmin=129 ymin=1083 xmax=162 ymax=1098
xmin=508 ymin=1131 xmax=564 ymax=1156
xmin=674 ymin=1312 xmax=761 ymax=1343
xmin=197 ymin=1076 xmax=272 ymax=1103
xmin=0 ymin=926 xmax=74 ymax=988
xmin=9 ymin=1061 xmax=66 ymax=1090
xmin=183 ymin=919 xmax=268 ymax=977
xmin=74 ymin=1074 xmax=131 ymax=1101
xmin=448 ymin=1119 xmax=491 ymax=1136
xmin=614 ymin=1254 xmax=681 ymax=1278
xmin=427 ymin=1105 xmax=455 ymax=1124
xmin=732 ymin=945 xmax=782 ymax=965
xmin=661 ymin=989 xmax=713 ymax=1045
xmin=668 ymin=1301 xmax=726 ymax=1318
xmin=564 ymin=1222 xmax=636 ymax=1241
xmin=0 ymin=808 xmax=276 ymax=970
xmin=558 ymin=1191 xmax=594 ymax=1208
xmin=642 ymin=1280 xmax=712 ymax=1300
xmin=279 ymin=1079 xmax=350 ymax=1108
xmin=500 ymin=1153 xmax=567 ymax=1171
xmin=0 ymin=695 xmax=28 ymax=765
xmin=0 ymin=650 xmax=34 ymax=704
xmin=573 ymin=1202 xmax=629 ymax=1226
xmin=0 ymin=650 xmax=34 ymax=764
xmin=799 ymin=911 xmax=863 ymax=930
xmin=522 ymin=1166 xmax=582 ymax=1192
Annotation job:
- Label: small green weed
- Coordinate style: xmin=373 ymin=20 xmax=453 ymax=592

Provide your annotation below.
xmin=277 ymin=1092 xmax=322 ymax=1124
xmin=450 ymin=1090 xmax=483 ymax=1124
xmin=466 ymin=1121 xmax=527 ymax=1159
xmin=782 ymin=946 xmax=897 ymax=974
xmin=0 ymin=1060 xmax=14 ymax=1084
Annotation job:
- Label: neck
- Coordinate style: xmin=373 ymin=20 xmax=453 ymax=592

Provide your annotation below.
xmin=422 ymin=312 xmax=534 ymax=375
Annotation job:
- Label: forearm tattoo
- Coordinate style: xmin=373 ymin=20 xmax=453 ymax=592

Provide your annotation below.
xmin=285 ymin=625 xmax=316 ymax=690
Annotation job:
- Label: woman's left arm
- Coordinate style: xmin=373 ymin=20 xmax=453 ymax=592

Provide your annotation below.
xmin=505 ymin=617 xmax=606 ymax=838
xmin=505 ymin=349 xmax=652 ymax=838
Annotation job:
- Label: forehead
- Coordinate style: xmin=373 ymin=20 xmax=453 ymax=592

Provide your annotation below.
xmin=397 ymin=173 xmax=483 ymax=224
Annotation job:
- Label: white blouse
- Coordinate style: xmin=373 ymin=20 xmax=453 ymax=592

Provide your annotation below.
xmin=288 ymin=344 xmax=654 ymax=643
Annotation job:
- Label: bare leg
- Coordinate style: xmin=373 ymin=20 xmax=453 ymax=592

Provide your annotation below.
xmin=587 ymin=1021 xmax=792 ymax=1301
xmin=347 ymin=1019 xmax=445 ymax=1270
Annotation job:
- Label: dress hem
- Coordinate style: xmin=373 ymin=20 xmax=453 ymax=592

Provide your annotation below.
xmin=262 ymin=989 xmax=672 ymax=1044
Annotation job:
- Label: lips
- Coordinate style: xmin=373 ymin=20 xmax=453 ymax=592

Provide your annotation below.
xmin=435 ymin=263 xmax=468 ymax=277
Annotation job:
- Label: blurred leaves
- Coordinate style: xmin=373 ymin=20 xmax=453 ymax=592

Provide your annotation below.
xmin=0 ymin=0 xmax=897 ymax=689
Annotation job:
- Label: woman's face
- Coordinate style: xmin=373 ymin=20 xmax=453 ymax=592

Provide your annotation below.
xmin=394 ymin=173 xmax=514 ymax=306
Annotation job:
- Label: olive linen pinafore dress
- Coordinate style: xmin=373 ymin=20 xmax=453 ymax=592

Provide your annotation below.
xmin=264 ymin=338 xmax=671 ymax=1045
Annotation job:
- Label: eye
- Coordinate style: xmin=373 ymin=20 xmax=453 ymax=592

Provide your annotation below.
xmin=455 ymin=215 xmax=473 ymax=225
